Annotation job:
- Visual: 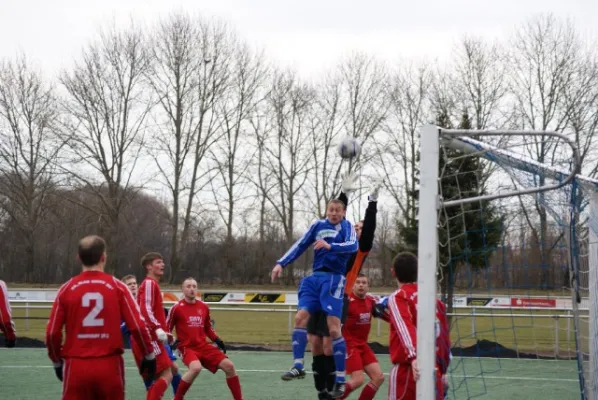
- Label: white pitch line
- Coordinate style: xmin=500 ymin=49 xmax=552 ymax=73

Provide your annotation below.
xmin=0 ymin=365 xmax=579 ymax=382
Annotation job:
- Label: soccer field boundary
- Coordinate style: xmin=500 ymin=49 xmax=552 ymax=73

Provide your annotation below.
xmin=0 ymin=364 xmax=579 ymax=383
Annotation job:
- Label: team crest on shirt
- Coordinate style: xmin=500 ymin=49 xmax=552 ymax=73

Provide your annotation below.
xmin=316 ymin=229 xmax=338 ymax=240
xmin=188 ymin=315 xmax=204 ymax=327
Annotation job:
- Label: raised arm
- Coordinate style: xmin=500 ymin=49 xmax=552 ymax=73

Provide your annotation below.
xmin=276 ymin=221 xmax=318 ymax=267
xmin=359 ymin=200 xmax=377 ymax=252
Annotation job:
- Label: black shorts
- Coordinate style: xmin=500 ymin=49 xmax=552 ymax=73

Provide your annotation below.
xmin=306 ymin=295 xmax=349 ymax=337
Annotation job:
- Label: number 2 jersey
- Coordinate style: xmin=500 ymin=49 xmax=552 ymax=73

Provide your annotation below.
xmin=46 ymin=270 xmax=154 ymax=362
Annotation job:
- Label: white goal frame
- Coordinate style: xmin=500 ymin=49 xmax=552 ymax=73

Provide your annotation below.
xmin=416 ymin=124 xmax=596 ymax=400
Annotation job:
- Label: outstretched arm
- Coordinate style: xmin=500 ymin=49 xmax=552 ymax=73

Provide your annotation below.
xmin=359 ymin=200 xmax=377 ymax=252
xmin=276 ymin=221 xmax=317 ymax=267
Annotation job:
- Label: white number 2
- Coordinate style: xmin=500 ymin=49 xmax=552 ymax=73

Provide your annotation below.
xmin=82 ymin=292 xmax=104 ymax=327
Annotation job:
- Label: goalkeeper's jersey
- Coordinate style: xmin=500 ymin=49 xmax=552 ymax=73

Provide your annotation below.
xmin=277 ymin=218 xmax=358 ymax=275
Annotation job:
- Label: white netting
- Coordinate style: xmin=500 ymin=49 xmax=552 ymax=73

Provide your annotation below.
xmin=434 ymin=132 xmax=597 ymax=399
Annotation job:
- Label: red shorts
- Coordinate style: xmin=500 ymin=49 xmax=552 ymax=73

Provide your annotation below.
xmin=62 ymin=355 xmax=125 ymax=400
xmin=131 ymin=339 xmax=173 ymax=379
xmin=388 ymin=364 xmax=444 ymax=400
xmin=181 ymin=343 xmax=227 ymax=374
xmin=345 ymin=344 xmax=378 ymax=374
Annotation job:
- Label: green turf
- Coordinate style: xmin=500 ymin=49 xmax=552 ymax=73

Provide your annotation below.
xmin=11 ymin=304 xmax=586 ymax=355
xmin=0 ymin=348 xmax=583 ymax=399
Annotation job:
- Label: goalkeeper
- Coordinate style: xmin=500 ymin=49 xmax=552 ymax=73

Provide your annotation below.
xmin=271 ymin=185 xmax=359 ymax=398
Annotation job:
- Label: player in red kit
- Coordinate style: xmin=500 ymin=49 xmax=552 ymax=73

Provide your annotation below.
xmin=167 ymin=278 xmax=244 ymax=400
xmin=134 ymin=252 xmax=177 ymax=399
xmin=339 ymin=274 xmax=389 ymax=400
xmin=45 ymin=235 xmax=157 ymax=400
xmin=0 ymin=280 xmax=16 ymax=348
xmin=386 ymin=252 xmax=451 ymax=400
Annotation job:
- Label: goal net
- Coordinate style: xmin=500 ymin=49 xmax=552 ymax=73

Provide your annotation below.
xmin=416 ymin=124 xmax=598 ymax=400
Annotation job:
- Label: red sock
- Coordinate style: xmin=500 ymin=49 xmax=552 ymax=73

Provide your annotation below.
xmin=358 ymin=382 xmax=379 ymax=400
xmin=147 ymin=378 xmax=169 ymax=400
xmin=226 ymin=375 xmax=243 ymax=400
xmin=340 ymin=382 xmax=354 ymax=400
xmin=174 ymin=379 xmax=192 ymax=400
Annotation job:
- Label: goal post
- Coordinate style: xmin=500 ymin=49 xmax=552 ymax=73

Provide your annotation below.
xmin=416 ymin=124 xmax=596 ymax=399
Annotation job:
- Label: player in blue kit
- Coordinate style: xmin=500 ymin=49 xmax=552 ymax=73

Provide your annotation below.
xmin=271 ymin=198 xmax=358 ymax=398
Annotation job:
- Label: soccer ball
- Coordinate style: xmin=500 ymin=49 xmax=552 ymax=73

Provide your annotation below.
xmin=337 ymin=137 xmax=361 ymax=159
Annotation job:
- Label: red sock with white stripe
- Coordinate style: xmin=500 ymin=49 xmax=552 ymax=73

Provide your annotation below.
xmin=358 ymin=382 xmax=379 ymax=400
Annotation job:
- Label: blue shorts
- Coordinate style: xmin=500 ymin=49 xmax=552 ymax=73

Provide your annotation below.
xmin=297 ymin=272 xmax=346 ymax=318
xmin=165 ymin=342 xmax=177 ymax=361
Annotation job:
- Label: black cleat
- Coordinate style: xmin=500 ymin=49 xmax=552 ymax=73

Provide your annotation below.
xmin=317 ymin=390 xmax=333 ymax=400
xmin=281 ymin=367 xmax=306 ymax=381
xmin=329 ymin=382 xmax=346 ymax=399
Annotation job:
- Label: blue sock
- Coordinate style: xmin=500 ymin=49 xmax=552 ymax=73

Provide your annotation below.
xmin=292 ymin=327 xmax=308 ymax=369
xmin=332 ymin=337 xmax=347 ymax=383
xmin=171 ymin=372 xmax=182 ymax=394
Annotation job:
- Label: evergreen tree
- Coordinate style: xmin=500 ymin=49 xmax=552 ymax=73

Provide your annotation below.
xmin=398 ymin=109 xmax=504 ymax=319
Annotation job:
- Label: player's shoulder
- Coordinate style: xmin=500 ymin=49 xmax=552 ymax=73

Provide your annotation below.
xmin=365 ymin=293 xmax=379 ymax=303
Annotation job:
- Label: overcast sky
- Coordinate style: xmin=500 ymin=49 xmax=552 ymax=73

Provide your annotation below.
xmin=1 ymin=0 xmax=596 ymax=80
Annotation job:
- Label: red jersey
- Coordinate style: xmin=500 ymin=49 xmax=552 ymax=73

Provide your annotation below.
xmin=387 ymin=283 xmax=451 ymax=374
xmin=0 ymin=280 xmax=16 ymax=341
xmin=46 ymin=270 xmax=154 ymax=363
xmin=137 ymin=277 xmax=168 ymax=334
xmin=167 ymin=299 xmax=218 ymax=350
xmin=342 ymin=292 xmax=378 ymax=346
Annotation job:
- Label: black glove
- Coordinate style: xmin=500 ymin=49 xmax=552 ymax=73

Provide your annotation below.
xmin=53 ymin=362 xmax=63 ymax=382
xmin=214 ymin=338 xmax=226 ymax=354
xmin=171 ymin=339 xmax=180 ymax=351
xmin=5 ymin=338 xmax=15 ymax=348
xmin=372 ymin=303 xmax=387 ymax=319
xmin=140 ymin=354 xmax=157 ymax=381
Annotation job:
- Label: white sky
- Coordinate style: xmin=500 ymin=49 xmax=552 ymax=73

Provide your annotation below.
xmin=1 ymin=0 xmax=596 ymax=80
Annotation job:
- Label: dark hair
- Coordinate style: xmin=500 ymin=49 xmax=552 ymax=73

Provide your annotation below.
xmin=78 ymin=235 xmax=106 ymax=267
xmin=141 ymin=252 xmax=163 ymax=270
xmin=392 ymin=252 xmax=418 ymax=283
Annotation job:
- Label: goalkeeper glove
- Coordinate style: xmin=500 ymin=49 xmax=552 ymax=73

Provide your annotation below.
xmin=214 ymin=338 xmax=227 ymax=354
xmin=155 ymin=328 xmax=168 ymax=343
xmin=53 ymin=361 xmax=63 ymax=382
xmin=369 ymin=180 xmax=384 ymax=202
xmin=140 ymin=353 xmax=157 ymax=381
xmin=341 ymin=172 xmax=359 ymax=194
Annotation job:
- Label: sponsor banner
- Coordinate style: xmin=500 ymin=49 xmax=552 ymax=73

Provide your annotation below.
xmin=467 ymin=297 xmax=493 ymax=307
xmin=511 ymin=297 xmax=556 ymax=308
xmin=452 ymin=296 xmax=467 ymax=307
xmin=7 ymin=291 xmax=48 ymax=301
xmin=244 ymin=293 xmax=286 ymax=303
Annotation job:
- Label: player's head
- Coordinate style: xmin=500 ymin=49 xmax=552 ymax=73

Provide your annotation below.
xmin=392 ymin=251 xmax=418 ymax=284
xmin=121 ymin=274 xmax=138 ymax=297
xmin=355 ymin=219 xmax=364 ymax=239
xmin=141 ymin=252 xmax=165 ymax=280
xmin=326 ymin=199 xmax=346 ymax=224
xmin=78 ymin=235 xmax=107 ymax=269
xmin=181 ymin=277 xmax=198 ymax=301
xmin=352 ymin=273 xmax=369 ymax=298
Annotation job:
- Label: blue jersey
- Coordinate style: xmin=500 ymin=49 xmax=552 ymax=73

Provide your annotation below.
xmin=277 ymin=218 xmax=358 ymax=275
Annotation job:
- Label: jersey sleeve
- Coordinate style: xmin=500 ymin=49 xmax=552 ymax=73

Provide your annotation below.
xmin=388 ymin=292 xmax=417 ymax=362
xmin=204 ymin=305 xmax=219 ymax=342
xmin=116 ymin=279 xmax=153 ymax=356
xmin=329 ymin=221 xmax=358 ymax=253
xmin=166 ymin=302 xmax=178 ymax=334
xmin=358 ymin=200 xmax=377 ymax=252
xmin=138 ymin=280 xmax=162 ymax=332
xmin=277 ymin=221 xmax=317 ymax=267
xmin=46 ymin=285 xmax=68 ymax=365
xmin=0 ymin=281 xmax=16 ymax=340
xmin=436 ymin=300 xmax=451 ymax=374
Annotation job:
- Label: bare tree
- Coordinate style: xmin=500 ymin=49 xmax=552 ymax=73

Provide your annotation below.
xmin=209 ymin=41 xmax=268 ymax=283
xmin=0 ymin=56 xmax=62 ymax=281
xmin=309 ymin=53 xmax=389 ymax=219
xmin=60 ymin=23 xmax=151 ymax=275
xmin=147 ymin=13 xmax=230 ymax=282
